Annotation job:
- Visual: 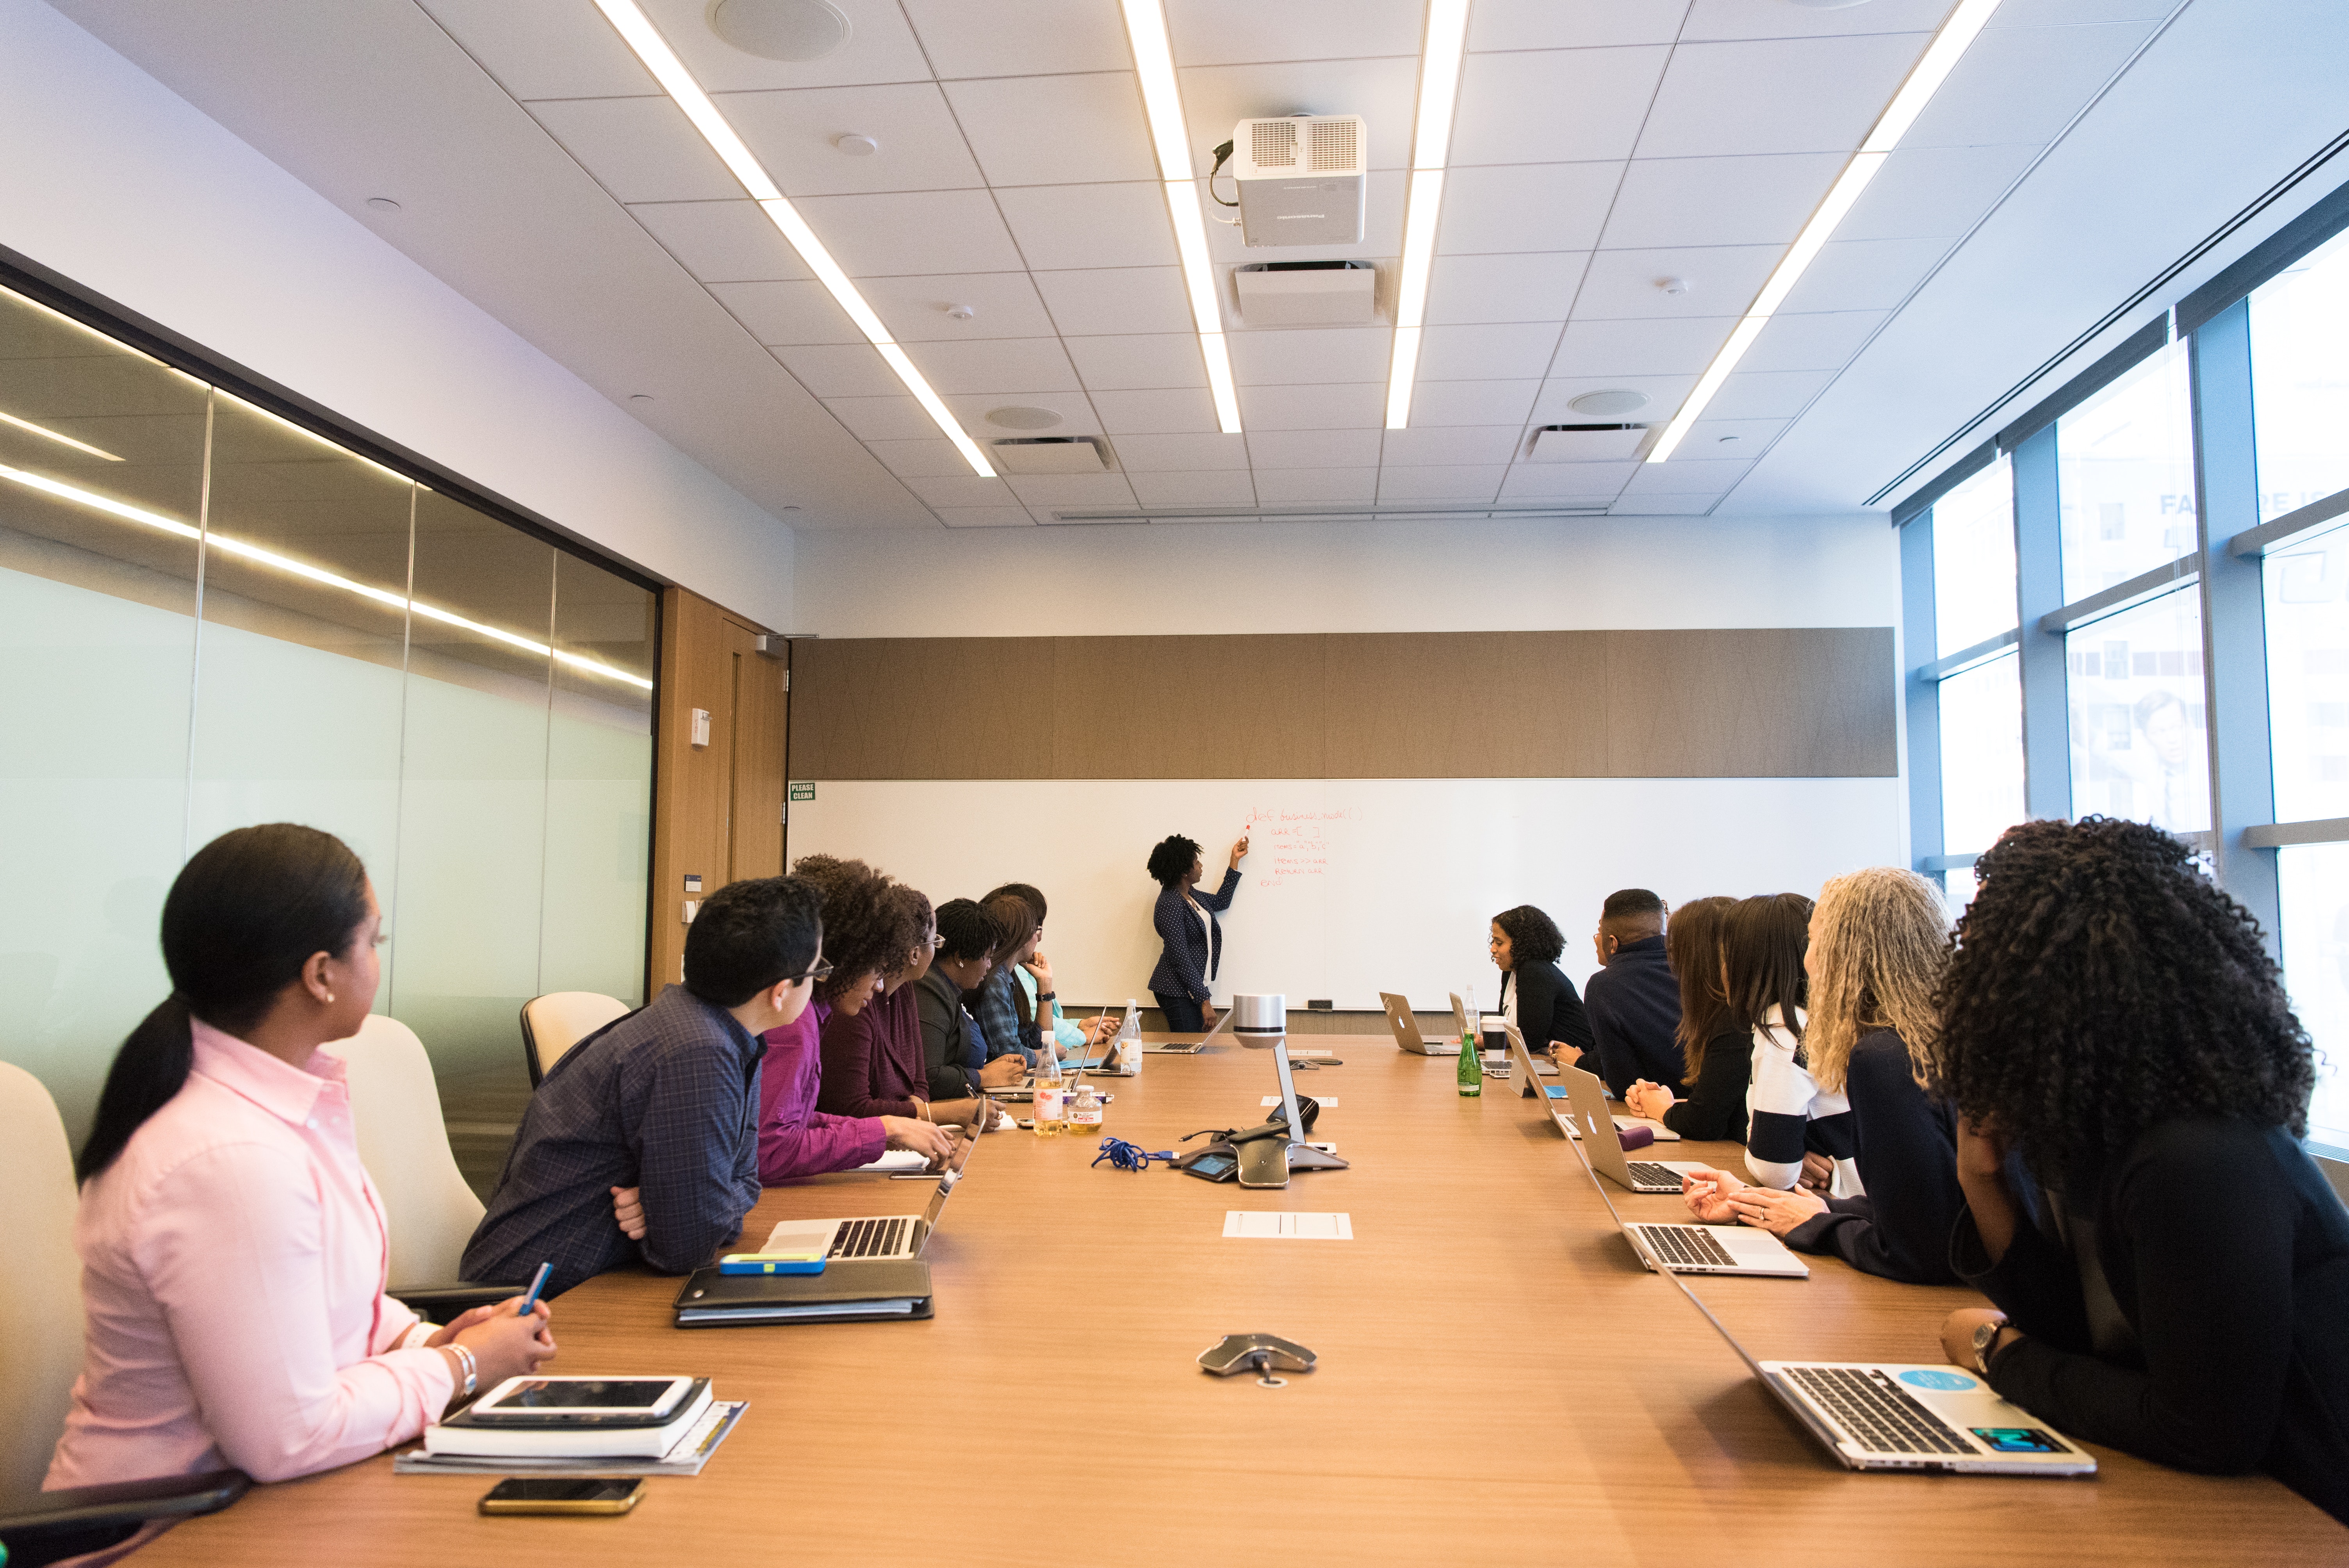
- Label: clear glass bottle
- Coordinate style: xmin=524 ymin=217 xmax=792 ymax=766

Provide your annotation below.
xmin=1034 ymin=1050 xmax=1066 ymax=1136
xmin=1067 ymin=1081 xmax=1104 ymax=1139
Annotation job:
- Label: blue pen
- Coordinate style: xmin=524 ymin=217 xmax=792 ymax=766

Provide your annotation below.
xmin=517 ymin=1261 xmax=552 ymax=1315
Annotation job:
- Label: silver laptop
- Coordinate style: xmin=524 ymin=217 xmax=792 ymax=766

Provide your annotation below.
xmin=1378 ymin=992 xmax=1460 ymax=1055
xmin=1530 ymin=1049 xmax=1711 ymax=1197
xmin=1502 ymin=1024 xmax=1676 ymax=1141
xmin=757 ymin=1123 xmax=978 ymax=1263
xmin=1144 ymin=1002 xmax=1232 ymax=1053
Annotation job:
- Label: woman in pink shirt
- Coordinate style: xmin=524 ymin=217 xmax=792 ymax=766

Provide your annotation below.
xmin=47 ymin=824 xmax=555 ymax=1496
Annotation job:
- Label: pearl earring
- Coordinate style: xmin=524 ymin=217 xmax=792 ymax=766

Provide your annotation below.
xmin=324 ymin=991 xmax=336 ymax=1003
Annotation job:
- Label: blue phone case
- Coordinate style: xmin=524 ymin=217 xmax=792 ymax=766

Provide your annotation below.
xmin=718 ymin=1255 xmax=826 ymax=1275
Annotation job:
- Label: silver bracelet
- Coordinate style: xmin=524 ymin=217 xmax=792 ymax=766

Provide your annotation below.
xmin=450 ymin=1341 xmax=478 ymax=1399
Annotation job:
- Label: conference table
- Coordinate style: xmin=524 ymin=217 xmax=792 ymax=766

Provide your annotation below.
xmin=143 ymin=1037 xmax=2345 ymax=1566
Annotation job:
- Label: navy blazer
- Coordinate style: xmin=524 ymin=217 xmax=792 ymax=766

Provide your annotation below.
xmin=1148 ymin=868 xmax=1238 ymax=1001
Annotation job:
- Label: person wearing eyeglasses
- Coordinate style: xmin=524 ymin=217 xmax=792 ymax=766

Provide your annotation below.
xmin=462 ymin=875 xmax=827 ymax=1298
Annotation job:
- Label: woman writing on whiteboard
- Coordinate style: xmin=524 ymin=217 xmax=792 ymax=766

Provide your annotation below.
xmin=1146 ymin=832 xmax=1249 ymax=1033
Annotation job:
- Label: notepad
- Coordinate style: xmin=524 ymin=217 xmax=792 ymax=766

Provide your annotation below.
xmin=1262 ymin=1096 xmax=1337 ymax=1108
xmin=1223 ymin=1211 xmax=1353 ymax=1240
xmin=854 ymin=1149 xmax=931 ymax=1173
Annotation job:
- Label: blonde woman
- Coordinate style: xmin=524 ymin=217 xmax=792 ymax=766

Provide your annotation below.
xmin=1679 ymin=868 xmax=1964 ymax=1284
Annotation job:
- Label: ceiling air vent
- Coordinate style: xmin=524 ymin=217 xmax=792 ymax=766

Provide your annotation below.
xmin=988 ymin=436 xmax=1112 ymax=474
xmin=1233 ymin=260 xmax=1378 ymax=326
xmin=1527 ymin=424 xmax=1651 ymax=463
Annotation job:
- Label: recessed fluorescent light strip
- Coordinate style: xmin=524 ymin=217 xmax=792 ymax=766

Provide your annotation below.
xmin=0 ymin=409 xmax=123 ymax=461
xmin=1119 ymin=0 xmax=1240 ymax=433
xmin=1387 ymin=0 xmax=1472 ymax=430
xmin=0 ymin=462 xmax=652 ymax=691
xmin=1646 ymin=0 xmax=2003 ymax=463
xmin=592 ymin=0 xmax=996 ymax=477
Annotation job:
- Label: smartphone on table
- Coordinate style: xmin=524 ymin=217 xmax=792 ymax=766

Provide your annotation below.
xmin=479 ymin=1477 xmax=646 ymax=1515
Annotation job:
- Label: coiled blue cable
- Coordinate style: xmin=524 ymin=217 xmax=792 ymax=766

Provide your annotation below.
xmin=1091 ymin=1136 xmax=1175 ymax=1171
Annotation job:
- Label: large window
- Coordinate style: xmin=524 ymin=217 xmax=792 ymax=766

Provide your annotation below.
xmin=2056 ymin=338 xmax=2196 ymax=601
xmin=1939 ymin=652 xmax=2025 ymax=854
xmin=1931 ymin=458 xmax=2018 ymax=655
xmin=2065 ymin=589 xmax=2210 ymax=834
xmin=2249 ymin=225 xmax=2349 ymax=519
xmin=2263 ymin=522 xmax=2349 ymax=824
xmin=0 ymin=279 xmax=656 ymax=1141
xmin=2281 ymin=845 xmax=2349 ymax=1151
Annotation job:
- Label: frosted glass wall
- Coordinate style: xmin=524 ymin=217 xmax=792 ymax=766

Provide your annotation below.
xmin=0 ymin=282 xmax=654 ymax=1144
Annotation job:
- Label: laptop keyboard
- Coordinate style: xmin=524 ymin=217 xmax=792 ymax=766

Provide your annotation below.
xmin=1626 ymin=1161 xmax=1685 ymax=1189
xmin=829 ymin=1217 xmax=914 ymax=1259
xmin=1638 ymin=1225 xmax=1739 ymax=1268
xmin=1784 ymin=1366 xmax=1972 ymax=1456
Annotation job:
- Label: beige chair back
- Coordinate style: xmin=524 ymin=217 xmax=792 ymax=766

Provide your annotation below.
xmin=520 ymin=991 xmax=629 ymax=1086
xmin=0 ymin=1061 xmax=84 ymax=1495
xmin=320 ymin=1014 xmax=482 ymax=1290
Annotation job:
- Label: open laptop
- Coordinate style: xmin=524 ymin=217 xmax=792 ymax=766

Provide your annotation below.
xmin=1144 ymin=1002 xmax=1233 ymax=1054
xmin=1502 ymin=1024 xmax=1677 ymax=1141
xmin=756 ymin=1120 xmax=979 ymax=1263
xmin=1525 ymin=1048 xmax=1711 ymax=1197
xmin=1379 ymin=992 xmax=1459 ymax=1055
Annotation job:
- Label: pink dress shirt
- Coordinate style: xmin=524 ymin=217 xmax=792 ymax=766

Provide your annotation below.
xmin=756 ymin=1003 xmax=887 ymax=1184
xmin=46 ymin=1020 xmax=454 ymax=1489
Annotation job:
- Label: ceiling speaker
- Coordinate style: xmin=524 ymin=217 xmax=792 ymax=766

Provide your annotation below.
xmin=986 ymin=406 xmax=1063 ymax=430
xmin=708 ymin=0 xmax=852 ymax=61
xmin=1566 ymin=389 xmax=1650 ymax=417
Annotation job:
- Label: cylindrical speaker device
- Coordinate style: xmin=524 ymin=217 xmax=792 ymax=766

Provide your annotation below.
xmin=1230 ymin=992 xmax=1286 ymax=1040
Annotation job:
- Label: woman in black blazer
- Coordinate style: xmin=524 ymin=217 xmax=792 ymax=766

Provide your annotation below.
xmin=1490 ymin=904 xmax=1595 ymax=1068
xmin=1145 ymin=832 xmax=1249 ymax=1032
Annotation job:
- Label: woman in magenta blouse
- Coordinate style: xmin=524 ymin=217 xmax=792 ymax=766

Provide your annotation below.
xmin=47 ymin=824 xmax=555 ymax=1494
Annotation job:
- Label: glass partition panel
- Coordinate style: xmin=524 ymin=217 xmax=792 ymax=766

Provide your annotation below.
xmin=2065 ymin=586 xmax=2209 ymax=834
xmin=540 ymin=551 xmax=654 ymax=1007
xmin=0 ymin=287 xmax=209 ymax=1140
xmin=1938 ymin=651 xmax=2025 ymax=855
xmin=2280 ymin=843 xmax=2349 ymax=1155
xmin=2264 ymin=521 xmax=2349 ymax=823
xmin=2250 ymin=225 xmax=2349 ymax=520
xmin=2056 ymin=338 xmax=2195 ymax=602
xmin=389 ymin=487 xmax=555 ymax=1082
xmin=1931 ymin=458 xmax=2017 ymax=656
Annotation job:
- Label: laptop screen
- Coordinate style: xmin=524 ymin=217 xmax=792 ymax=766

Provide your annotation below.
xmin=1270 ymin=1042 xmax=1304 ymax=1143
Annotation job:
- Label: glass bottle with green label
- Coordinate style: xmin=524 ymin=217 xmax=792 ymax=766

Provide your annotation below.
xmin=1457 ymin=1028 xmax=1482 ymax=1097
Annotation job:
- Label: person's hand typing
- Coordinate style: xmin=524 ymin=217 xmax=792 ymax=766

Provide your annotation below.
xmin=1725 ymin=1184 xmax=1827 ymax=1236
xmin=979 ymin=1054 xmax=1027 ymax=1089
xmin=881 ymin=1115 xmax=956 ymax=1168
xmin=610 ymin=1185 xmax=646 ymax=1241
xmin=1680 ymin=1167 xmax=1745 ymax=1224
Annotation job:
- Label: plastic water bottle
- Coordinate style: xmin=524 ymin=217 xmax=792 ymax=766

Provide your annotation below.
xmin=1034 ymin=1051 xmax=1066 ymax=1136
xmin=1067 ymin=1081 xmax=1104 ymax=1139
xmin=1122 ymin=998 xmax=1143 ymax=1075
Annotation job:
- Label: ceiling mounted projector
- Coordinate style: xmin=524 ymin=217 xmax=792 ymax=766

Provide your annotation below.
xmin=1229 ymin=115 xmax=1367 ymax=248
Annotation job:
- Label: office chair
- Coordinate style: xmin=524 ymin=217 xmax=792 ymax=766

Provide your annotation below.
xmin=320 ymin=1015 xmax=519 ymax=1317
xmin=0 ymin=1063 xmax=250 ymax=1564
xmin=519 ymin=991 xmax=629 ymax=1087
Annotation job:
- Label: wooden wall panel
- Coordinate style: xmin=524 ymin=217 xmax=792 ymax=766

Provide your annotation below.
xmin=1320 ymin=632 xmax=1605 ymax=777
xmin=727 ymin=619 xmax=787 ymax=881
xmin=793 ymin=637 xmax=1052 ymax=779
xmin=1602 ymin=627 xmax=1896 ymax=777
xmin=1052 ymin=634 xmax=1325 ymax=778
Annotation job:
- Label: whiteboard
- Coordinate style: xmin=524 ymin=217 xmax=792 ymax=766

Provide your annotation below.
xmin=785 ymin=778 xmax=1902 ymax=1011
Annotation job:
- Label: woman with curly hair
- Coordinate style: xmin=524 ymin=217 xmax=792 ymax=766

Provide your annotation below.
xmin=1490 ymin=904 xmax=1595 ymax=1068
xmin=1933 ymin=817 xmax=2349 ymax=1522
xmin=756 ymin=856 xmax=957 ymax=1183
xmin=1677 ymin=869 xmax=1962 ymax=1283
xmin=1146 ymin=831 xmax=1249 ymax=1033
xmin=818 ymin=885 xmax=992 ymax=1131
xmin=1624 ymin=896 xmax=1743 ymax=1139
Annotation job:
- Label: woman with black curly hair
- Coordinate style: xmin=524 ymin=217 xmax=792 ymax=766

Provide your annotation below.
xmin=1146 ymin=831 xmax=1249 ymax=1033
xmin=1490 ymin=904 xmax=1595 ymax=1072
xmin=1933 ymin=817 xmax=2349 ymax=1523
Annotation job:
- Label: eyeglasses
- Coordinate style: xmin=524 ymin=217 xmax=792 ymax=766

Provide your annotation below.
xmin=780 ymin=959 xmax=836 ymax=986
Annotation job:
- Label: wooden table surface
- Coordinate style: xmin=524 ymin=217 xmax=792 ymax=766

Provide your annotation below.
xmin=143 ymin=1038 xmax=2347 ymax=1566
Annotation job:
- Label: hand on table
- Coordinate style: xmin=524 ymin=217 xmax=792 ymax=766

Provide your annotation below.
xmin=1081 ymin=1014 xmax=1119 ymax=1045
xmin=1679 ymin=1167 xmax=1746 ymax=1224
xmin=882 ymin=1115 xmax=957 ymax=1168
xmin=1623 ymin=1080 xmax=1676 ymax=1121
xmin=979 ymin=1054 xmax=1028 ymax=1089
xmin=1939 ymin=1307 xmax=2014 ymax=1373
xmin=1725 ymin=1184 xmax=1828 ymax=1237
xmin=437 ymin=1295 xmax=556 ymax=1397
xmin=610 ymin=1185 xmax=646 ymax=1241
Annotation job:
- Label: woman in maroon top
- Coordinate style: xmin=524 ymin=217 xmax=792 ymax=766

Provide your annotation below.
xmin=817 ymin=885 xmax=986 ymax=1126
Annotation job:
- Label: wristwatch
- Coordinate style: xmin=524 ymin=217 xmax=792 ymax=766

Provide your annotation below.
xmin=1971 ymin=1319 xmax=2010 ymax=1377
xmin=1036 ymin=991 xmax=1056 ymax=1002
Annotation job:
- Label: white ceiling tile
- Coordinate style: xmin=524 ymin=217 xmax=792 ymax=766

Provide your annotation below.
xmin=1379 ymin=465 xmax=1506 ymax=501
xmin=1426 ymin=253 xmax=1590 ymax=325
xmin=797 ymin=190 xmax=1027 ymax=275
xmin=1034 ymin=267 xmax=1195 ymax=336
xmin=1111 ymin=432 xmax=1251 ymax=470
xmin=1066 ymin=333 xmax=1210 ymax=390
xmin=528 ymin=97 xmax=740 ymax=203
xmin=901 ymin=338 xmax=1083 ymax=394
xmin=1550 ymin=316 xmax=1737 ymax=376
xmin=1837 ymin=144 xmax=2044 ymax=242
xmin=1253 ymin=468 xmax=1380 ymax=504
xmin=629 ymin=200 xmax=813 ymax=282
xmin=1381 ymin=426 xmax=1526 ymax=465
xmin=956 ymin=395 xmax=1103 ymax=435
xmin=1572 ymin=246 xmax=1779 ymax=319
xmin=1087 ymin=387 xmax=1220 ymax=433
xmin=863 ymin=437 xmax=977 ymax=478
xmin=1203 ymin=171 xmax=1406 ymax=265
xmin=904 ymin=0 xmax=1134 ymax=76
xmin=1990 ymin=0 xmax=2173 ymax=21
xmin=1600 ymin=154 xmax=1846 ymax=249
xmin=859 ymin=272 xmax=1059 ymax=341
xmin=1452 ymin=49 xmax=1671 ymax=166
xmin=823 ymin=395 xmax=943 ymax=440
xmin=1176 ymin=57 xmax=1420 ymax=171
xmin=1437 ymin=164 xmax=1624 ymax=255
xmin=1004 ymin=472 xmax=1141 ymax=507
xmin=1703 ymin=369 xmax=1834 ymax=420
xmin=1168 ymin=0 xmax=1425 ymax=67
xmin=1499 ymin=463 xmax=1636 ymax=499
xmin=1611 ymin=494 xmax=1720 ymax=514
xmin=1619 ymin=458 xmax=1750 ymax=494
xmin=935 ymin=506 xmax=1039 ymax=527
xmin=637 ymin=0 xmax=934 ymax=92
xmin=1683 ymin=416 xmax=1788 ymax=453
xmin=1237 ymin=383 xmax=1387 ymax=429
xmin=903 ymin=472 xmax=1022 ymax=507
xmin=1529 ymin=374 xmax=1693 ymax=424
xmin=1633 ymin=35 xmax=1930 ymax=159
xmin=1680 ymin=0 xmax=1959 ymax=41
xmin=1406 ymin=379 xmax=1540 ymax=426
xmin=1775 ymin=237 xmax=1950 ymax=314
xmin=1415 ymin=323 xmax=1562 ymax=381
xmin=1246 ymin=428 xmax=1384 ymax=467
xmin=1469 ymin=0 xmax=1692 ymax=51
xmin=945 ymin=74 xmax=1158 ymax=186
xmin=707 ymin=279 xmax=863 ymax=344
xmin=1130 ymin=470 xmax=1258 ymax=506
xmin=1742 ymin=311 xmax=1885 ymax=373
xmin=1229 ymin=328 xmax=1392 ymax=387
xmin=996 ymin=182 xmax=1178 ymax=270
xmin=722 ymin=84 xmax=985 ymax=197
xmin=772 ymin=342 xmax=902 ymax=396
xmin=1900 ymin=23 xmax=2160 ymax=149
xmin=417 ymin=0 xmax=656 ymax=98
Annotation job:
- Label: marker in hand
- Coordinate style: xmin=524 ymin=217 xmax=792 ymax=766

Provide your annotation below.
xmin=517 ymin=1261 xmax=552 ymax=1315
